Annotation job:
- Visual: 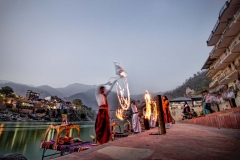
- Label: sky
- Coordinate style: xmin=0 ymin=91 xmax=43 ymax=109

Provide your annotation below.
xmin=0 ymin=0 xmax=226 ymax=94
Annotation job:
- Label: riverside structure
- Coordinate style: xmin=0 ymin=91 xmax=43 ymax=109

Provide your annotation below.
xmin=202 ymin=0 xmax=240 ymax=110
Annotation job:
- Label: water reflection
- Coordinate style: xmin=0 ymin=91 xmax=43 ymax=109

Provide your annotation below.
xmin=0 ymin=122 xmax=95 ymax=160
xmin=0 ymin=124 xmax=4 ymax=135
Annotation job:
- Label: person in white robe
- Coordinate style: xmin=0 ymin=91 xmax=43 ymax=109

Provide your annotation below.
xmin=131 ymin=100 xmax=142 ymax=133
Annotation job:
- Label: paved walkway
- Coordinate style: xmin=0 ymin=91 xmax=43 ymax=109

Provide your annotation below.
xmin=54 ymin=123 xmax=240 ymax=160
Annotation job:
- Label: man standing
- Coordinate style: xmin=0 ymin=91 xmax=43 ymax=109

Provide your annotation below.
xmin=227 ymin=87 xmax=237 ymax=108
xmin=131 ymin=100 xmax=142 ymax=133
xmin=205 ymin=90 xmax=214 ymax=113
xmin=95 ymin=80 xmax=118 ymax=145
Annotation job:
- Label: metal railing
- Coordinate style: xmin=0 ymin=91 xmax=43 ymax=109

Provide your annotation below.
xmin=207 ymin=31 xmax=214 ymax=44
xmin=207 ymin=0 xmax=231 ymax=44
xmin=219 ymin=1 xmax=230 ymax=18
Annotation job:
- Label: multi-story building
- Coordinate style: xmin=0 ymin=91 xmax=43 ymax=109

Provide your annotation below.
xmin=202 ymin=0 xmax=240 ymax=110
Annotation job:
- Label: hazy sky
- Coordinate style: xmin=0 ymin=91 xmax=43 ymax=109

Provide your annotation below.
xmin=0 ymin=0 xmax=225 ymax=94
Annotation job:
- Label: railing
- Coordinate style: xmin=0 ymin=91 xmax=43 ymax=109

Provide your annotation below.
xmin=230 ymin=33 xmax=240 ymax=50
xmin=218 ymin=72 xmax=226 ymax=81
xmin=222 ymin=17 xmax=235 ymax=35
xmin=224 ymin=67 xmax=236 ymax=78
xmin=207 ymin=0 xmax=231 ymax=44
xmin=214 ymin=59 xmax=221 ymax=69
xmin=209 ymin=47 xmax=216 ymax=56
xmin=207 ymin=31 xmax=214 ymax=44
xmin=220 ymin=49 xmax=230 ymax=61
xmin=219 ymin=1 xmax=230 ymax=18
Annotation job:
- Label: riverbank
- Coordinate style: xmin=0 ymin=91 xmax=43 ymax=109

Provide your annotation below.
xmin=54 ymin=123 xmax=240 ymax=160
xmin=0 ymin=121 xmax=96 ymax=160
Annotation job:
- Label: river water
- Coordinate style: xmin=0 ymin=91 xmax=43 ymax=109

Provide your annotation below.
xmin=0 ymin=121 xmax=96 ymax=160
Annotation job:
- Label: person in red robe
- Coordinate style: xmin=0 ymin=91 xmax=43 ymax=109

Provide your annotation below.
xmin=162 ymin=96 xmax=174 ymax=124
xmin=95 ymin=80 xmax=118 ymax=145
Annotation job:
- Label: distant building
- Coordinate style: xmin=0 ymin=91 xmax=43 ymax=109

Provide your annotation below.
xmin=26 ymin=90 xmax=40 ymax=100
xmin=202 ymin=0 xmax=240 ymax=109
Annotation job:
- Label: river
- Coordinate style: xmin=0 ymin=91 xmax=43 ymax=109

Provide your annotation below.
xmin=0 ymin=121 xmax=96 ymax=160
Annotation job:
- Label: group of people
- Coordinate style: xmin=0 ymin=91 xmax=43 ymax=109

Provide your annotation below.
xmin=201 ymin=87 xmax=237 ymax=116
xmin=182 ymin=102 xmax=198 ymax=120
xmin=94 ymin=78 xmax=175 ymax=145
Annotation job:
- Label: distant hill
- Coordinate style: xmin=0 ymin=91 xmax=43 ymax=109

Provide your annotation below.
xmin=0 ymin=80 xmax=12 ymax=84
xmin=56 ymin=83 xmax=96 ymax=97
xmin=38 ymin=85 xmax=65 ymax=98
xmin=164 ymin=71 xmax=211 ymax=99
xmin=0 ymin=82 xmax=51 ymax=98
xmin=65 ymin=88 xmax=120 ymax=111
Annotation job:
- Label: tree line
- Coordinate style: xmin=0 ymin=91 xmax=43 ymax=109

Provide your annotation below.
xmin=163 ymin=70 xmax=211 ymax=99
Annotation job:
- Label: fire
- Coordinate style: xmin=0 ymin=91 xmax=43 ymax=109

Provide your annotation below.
xmin=151 ymin=100 xmax=157 ymax=122
xmin=115 ymin=80 xmax=130 ymax=111
xmin=115 ymin=108 xmax=125 ymax=121
xmin=144 ymin=91 xmax=151 ymax=120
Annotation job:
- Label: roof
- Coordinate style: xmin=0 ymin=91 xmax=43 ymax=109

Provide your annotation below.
xmin=201 ymin=56 xmax=216 ymax=70
xmin=191 ymin=95 xmax=202 ymax=101
xmin=169 ymin=97 xmax=192 ymax=102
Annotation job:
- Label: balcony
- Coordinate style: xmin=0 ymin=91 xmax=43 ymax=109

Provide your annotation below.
xmin=206 ymin=68 xmax=218 ymax=78
xmin=207 ymin=0 xmax=240 ymax=46
xmin=222 ymin=9 xmax=240 ymax=38
xmin=219 ymin=69 xmax=238 ymax=84
xmin=211 ymin=8 xmax=240 ymax=57
xmin=209 ymin=78 xmax=219 ymax=89
xmin=230 ymin=35 xmax=240 ymax=53
xmin=218 ymin=72 xmax=226 ymax=82
xmin=213 ymin=59 xmax=222 ymax=70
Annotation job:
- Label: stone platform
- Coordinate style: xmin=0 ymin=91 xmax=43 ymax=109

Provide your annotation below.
xmin=54 ymin=123 xmax=240 ymax=160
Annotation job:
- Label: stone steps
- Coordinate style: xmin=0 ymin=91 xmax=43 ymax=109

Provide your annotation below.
xmin=183 ymin=106 xmax=240 ymax=129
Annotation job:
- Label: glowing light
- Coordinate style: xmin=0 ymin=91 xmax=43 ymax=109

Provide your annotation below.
xmin=144 ymin=91 xmax=151 ymax=120
xmin=115 ymin=80 xmax=130 ymax=110
xmin=150 ymin=100 xmax=157 ymax=122
xmin=115 ymin=108 xmax=125 ymax=121
xmin=113 ymin=62 xmax=131 ymax=121
xmin=0 ymin=124 xmax=4 ymax=135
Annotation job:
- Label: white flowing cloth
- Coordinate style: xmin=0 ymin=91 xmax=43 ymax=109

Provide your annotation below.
xmin=131 ymin=103 xmax=141 ymax=133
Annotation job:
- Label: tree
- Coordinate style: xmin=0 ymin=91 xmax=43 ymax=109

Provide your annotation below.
xmin=0 ymin=86 xmax=14 ymax=97
xmin=72 ymin=99 xmax=83 ymax=109
xmin=0 ymin=86 xmax=15 ymax=98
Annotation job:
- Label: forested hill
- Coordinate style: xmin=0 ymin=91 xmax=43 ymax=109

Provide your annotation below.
xmin=163 ymin=71 xmax=211 ymax=99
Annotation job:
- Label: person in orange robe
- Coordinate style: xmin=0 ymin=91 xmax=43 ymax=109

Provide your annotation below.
xmin=162 ymin=96 xmax=174 ymax=124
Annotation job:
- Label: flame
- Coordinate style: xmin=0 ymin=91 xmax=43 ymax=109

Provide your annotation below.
xmin=115 ymin=78 xmax=130 ymax=111
xmin=151 ymin=100 xmax=158 ymax=121
xmin=144 ymin=91 xmax=151 ymax=120
xmin=115 ymin=108 xmax=125 ymax=121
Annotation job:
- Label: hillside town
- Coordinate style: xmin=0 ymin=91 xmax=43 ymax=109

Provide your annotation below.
xmin=0 ymin=86 xmax=96 ymax=122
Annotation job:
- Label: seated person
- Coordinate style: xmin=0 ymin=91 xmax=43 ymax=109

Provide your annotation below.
xmin=188 ymin=109 xmax=198 ymax=119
